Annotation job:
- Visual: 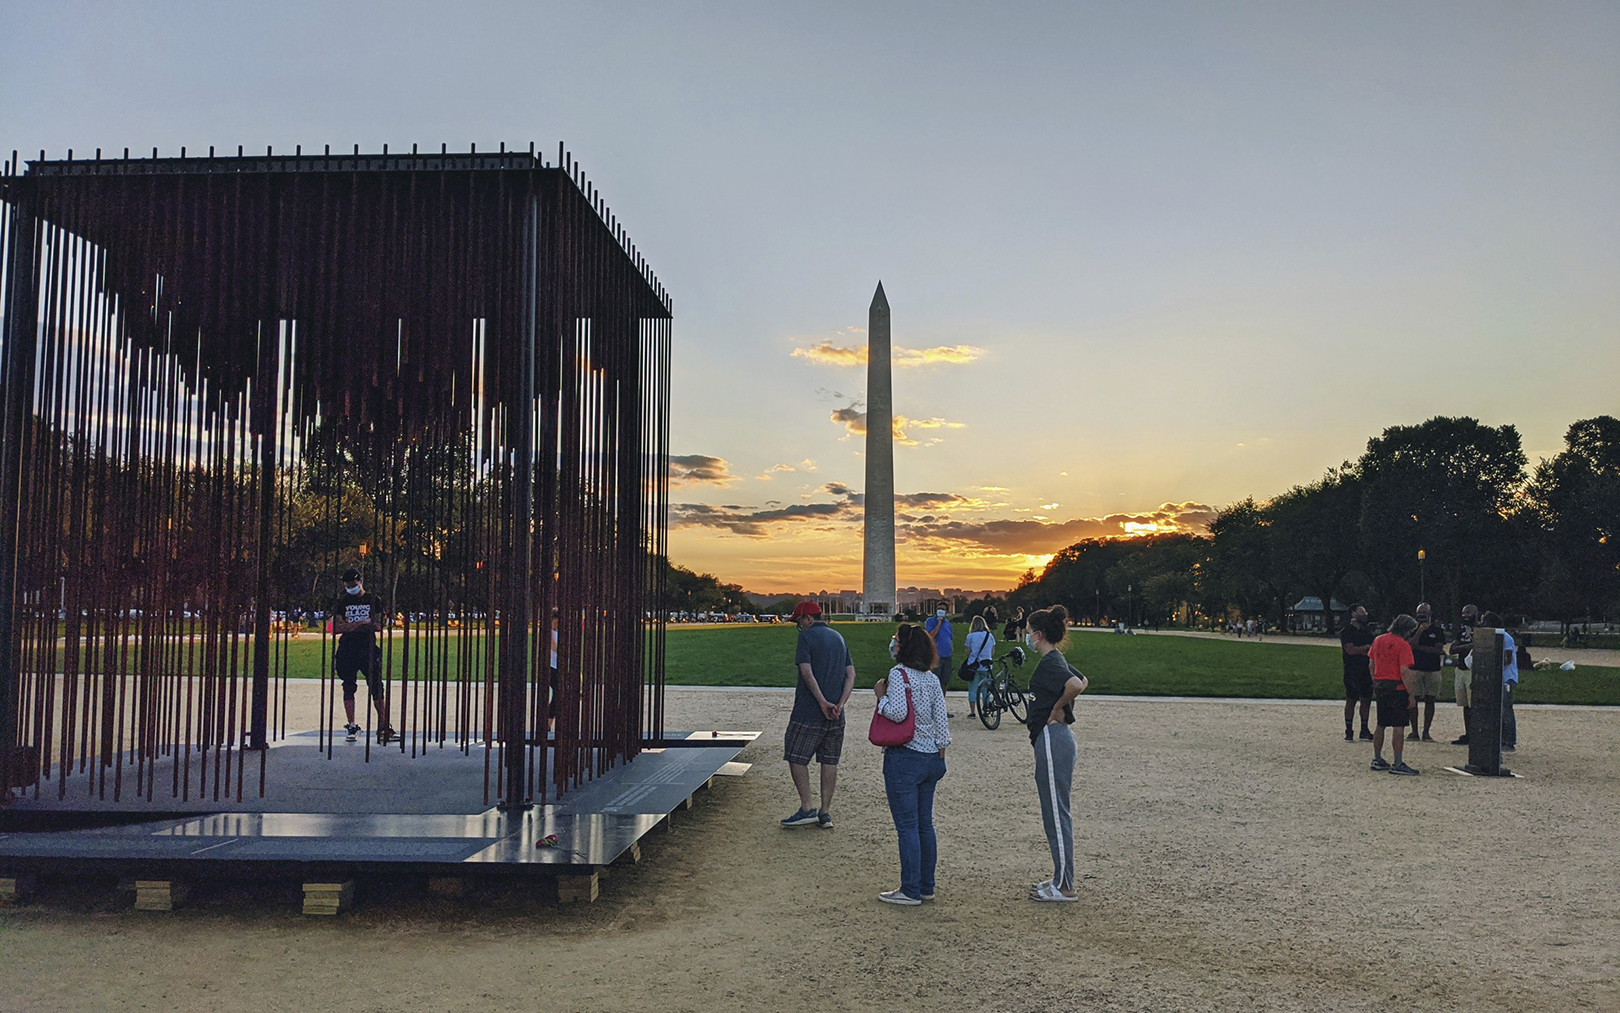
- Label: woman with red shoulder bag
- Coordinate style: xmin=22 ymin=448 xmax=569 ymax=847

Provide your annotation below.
xmin=871 ymin=624 xmax=951 ymax=906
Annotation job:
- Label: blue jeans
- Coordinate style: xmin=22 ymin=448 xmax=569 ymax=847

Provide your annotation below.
xmin=966 ymin=663 xmax=991 ymax=712
xmin=883 ymin=747 xmax=947 ymax=900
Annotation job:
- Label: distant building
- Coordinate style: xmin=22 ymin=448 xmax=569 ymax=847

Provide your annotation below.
xmin=1286 ymin=596 xmax=1349 ymax=633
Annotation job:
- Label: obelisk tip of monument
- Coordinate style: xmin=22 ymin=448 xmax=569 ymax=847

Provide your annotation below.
xmin=871 ymin=280 xmax=888 ymax=309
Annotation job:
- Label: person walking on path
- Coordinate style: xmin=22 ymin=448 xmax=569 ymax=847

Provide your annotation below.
xmin=1340 ymin=604 xmax=1375 ymax=742
xmin=1022 ymin=605 xmax=1088 ymax=902
xmin=1449 ymin=604 xmax=1479 ymax=745
xmin=963 ymin=616 xmax=996 ymax=719
xmin=1481 ymin=612 xmax=1519 ymax=752
xmin=1370 ymin=614 xmax=1421 ymax=775
xmin=923 ymin=607 xmax=955 ymax=715
xmin=781 ymin=600 xmax=855 ymax=829
xmin=873 ymin=624 xmax=951 ymax=905
xmin=1408 ymin=603 xmax=1446 ymax=742
xmin=333 ymin=568 xmax=394 ymax=744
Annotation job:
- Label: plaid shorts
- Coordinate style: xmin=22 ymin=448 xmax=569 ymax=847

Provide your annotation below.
xmin=783 ymin=716 xmax=845 ymax=765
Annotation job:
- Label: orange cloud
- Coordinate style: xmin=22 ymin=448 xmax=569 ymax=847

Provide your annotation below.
xmin=668 ymin=454 xmax=739 ymax=487
xmin=828 ymin=407 xmax=965 ymax=446
xmin=793 ymin=342 xmax=986 ymax=367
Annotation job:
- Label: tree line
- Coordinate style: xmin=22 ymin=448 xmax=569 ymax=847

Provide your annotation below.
xmin=1005 ymin=416 xmax=1619 ymax=633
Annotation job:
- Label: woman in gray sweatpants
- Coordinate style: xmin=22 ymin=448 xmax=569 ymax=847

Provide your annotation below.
xmin=1022 ymin=604 xmax=1088 ymax=902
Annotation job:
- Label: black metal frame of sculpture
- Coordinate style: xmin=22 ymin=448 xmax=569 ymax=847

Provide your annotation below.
xmin=0 ymin=144 xmax=671 ymax=812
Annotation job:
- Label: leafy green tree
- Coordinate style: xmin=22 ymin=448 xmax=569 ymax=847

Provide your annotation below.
xmin=1354 ymin=416 xmax=1528 ymax=616
xmin=1266 ymin=469 xmax=1362 ymax=632
xmin=1207 ymin=499 xmax=1279 ymax=624
xmin=1527 ymin=416 xmax=1620 ymax=624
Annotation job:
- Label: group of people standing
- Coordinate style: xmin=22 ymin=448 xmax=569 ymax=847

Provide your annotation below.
xmin=780 ymin=600 xmax=1088 ymax=905
xmin=1341 ymin=601 xmax=1523 ymax=775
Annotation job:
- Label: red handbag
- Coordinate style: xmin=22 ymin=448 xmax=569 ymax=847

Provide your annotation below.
xmin=868 ymin=669 xmax=916 ymax=747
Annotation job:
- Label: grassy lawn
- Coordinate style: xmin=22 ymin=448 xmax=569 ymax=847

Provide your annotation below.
xmin=661 ymin=623 xmax=1620 ymax=705
xmin=233 ymin=623 xmax=1620 ymax=705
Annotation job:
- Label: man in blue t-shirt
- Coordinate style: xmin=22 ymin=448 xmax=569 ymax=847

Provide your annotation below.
xmin=781 ymin=601 xmax=855 ymax=829
xmin=923 ymin=608 xmax=954 ymax=715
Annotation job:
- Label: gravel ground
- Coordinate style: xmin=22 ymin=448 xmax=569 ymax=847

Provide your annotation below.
xmin=2 ymin=683 xmax=1616 ymax=1012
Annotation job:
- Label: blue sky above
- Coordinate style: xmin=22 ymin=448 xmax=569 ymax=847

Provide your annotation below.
xmin=3 ymin=1 xmax=1615 ymax=589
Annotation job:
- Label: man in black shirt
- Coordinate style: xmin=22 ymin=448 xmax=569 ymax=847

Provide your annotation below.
xmin=1339 ymin=604 xmax=1374 ymax=741
xmin=1408 ymin=602 xmax=1445 ymax=742
xmin=333 ymin=568 xmax=393 ymax=744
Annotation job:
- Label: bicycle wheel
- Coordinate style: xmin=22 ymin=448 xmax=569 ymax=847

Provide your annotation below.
xmin=1006 ymin=683 xmax=1029 ymax=724
xmin=977 ymin=687 xmax=1000 ymax=730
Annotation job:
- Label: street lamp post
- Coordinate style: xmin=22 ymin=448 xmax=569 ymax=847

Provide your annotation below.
xmin=1418 ymin=548 xmax=1426 ymax=602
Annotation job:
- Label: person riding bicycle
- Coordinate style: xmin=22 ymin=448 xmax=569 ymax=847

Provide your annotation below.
xmin=963 ymin=616 xmax=996 ymax=720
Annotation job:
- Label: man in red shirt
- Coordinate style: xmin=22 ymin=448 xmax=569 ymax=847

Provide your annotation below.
xmin=1369 ymin=614 xmax=1421 ymax=775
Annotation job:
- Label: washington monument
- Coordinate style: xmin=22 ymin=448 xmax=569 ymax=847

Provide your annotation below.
xmin=863 ymin=282 xmax=895 ymax=616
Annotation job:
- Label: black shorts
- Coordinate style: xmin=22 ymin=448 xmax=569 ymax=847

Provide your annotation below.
xmin=335 ymin=646 xmax=383 ymax=700
xmin=1343 ymin=670 xmax=1374 ymax=701
xmin=1374 ymin=682 xmax=1410 ymax=728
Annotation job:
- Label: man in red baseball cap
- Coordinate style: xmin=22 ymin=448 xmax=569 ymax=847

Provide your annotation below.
xmin=781 ymin=600 xmax=855 ymax=829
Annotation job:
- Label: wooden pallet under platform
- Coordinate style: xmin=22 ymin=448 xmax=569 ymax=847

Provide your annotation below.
xmin=0 ymin=731 xmax=756 ymax=909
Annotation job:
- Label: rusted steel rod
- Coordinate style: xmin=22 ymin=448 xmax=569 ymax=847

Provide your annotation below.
xmin=0 ymin=148 xmax=669 ymax=808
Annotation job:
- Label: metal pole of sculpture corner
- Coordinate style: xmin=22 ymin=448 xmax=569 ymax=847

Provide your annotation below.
xmin=862 ymin=282 xmax=895 ymax=618
xmin=500 ymin=188 xmax=541 ymax=811
xmin=0 ymin=200 xmax=39 ymax=793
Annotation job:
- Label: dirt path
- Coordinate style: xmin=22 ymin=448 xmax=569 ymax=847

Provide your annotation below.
xmin=3 ymin=685 xmax=1616 ymax=1012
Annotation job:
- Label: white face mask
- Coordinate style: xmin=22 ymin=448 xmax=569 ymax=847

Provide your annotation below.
xmin=346 ymin=584 xmax=362 ymax=596
xmin=936 ymin=609 xmax=946 ymax=618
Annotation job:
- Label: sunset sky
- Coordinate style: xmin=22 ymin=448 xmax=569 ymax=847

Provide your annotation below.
xmin=4 ymin=2 xmax=1617 ymax=591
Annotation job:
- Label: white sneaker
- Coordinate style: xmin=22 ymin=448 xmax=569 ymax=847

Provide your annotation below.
xmin=878 ymin=889 xmax=921 ymax=906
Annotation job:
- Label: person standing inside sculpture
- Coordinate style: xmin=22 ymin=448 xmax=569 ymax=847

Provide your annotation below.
xmin=333 ymin=568 xmax=394 ymax=744
xmin=1339 ymin=604 xmax=1375 ymax=742
xmin=872 ymin=623 xmax=950 ymax=905
xmin=1023 ymin=605 xmax=1088 ymax=901
xmin=923 ymin=607 xmax=954 ymax=714
xmin=781 ymin=600 xmax=855 ymax=829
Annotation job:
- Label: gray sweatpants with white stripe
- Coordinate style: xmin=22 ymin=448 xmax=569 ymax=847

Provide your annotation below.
xmin=1034 ymin=723 xmax=1077 ymax=891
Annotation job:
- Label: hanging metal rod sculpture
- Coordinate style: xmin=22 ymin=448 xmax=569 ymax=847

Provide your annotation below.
xmin=0 ymin=144 xmax=672 ymax=811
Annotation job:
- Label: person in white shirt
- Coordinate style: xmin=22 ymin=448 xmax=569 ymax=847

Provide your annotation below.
xmin=872 ymin=624 xmax=951 ymax=905
xmin=1481 ymin=611 xmax=1518 ymax=751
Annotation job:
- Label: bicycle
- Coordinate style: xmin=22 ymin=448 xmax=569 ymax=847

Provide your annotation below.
xmin=974 ymin=647 xmax=1029 ymax=730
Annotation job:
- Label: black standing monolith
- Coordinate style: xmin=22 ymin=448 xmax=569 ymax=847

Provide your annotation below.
xmin=1465 ymin=627 xmax=1510 ymax=776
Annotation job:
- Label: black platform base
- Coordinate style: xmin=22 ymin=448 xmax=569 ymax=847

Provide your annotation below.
xmin=0 ymin=732 xmax=756 ymax=880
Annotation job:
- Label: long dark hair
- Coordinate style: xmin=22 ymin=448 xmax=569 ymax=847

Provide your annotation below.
xmin=895 ymin=623 xmax=938 ymax=672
